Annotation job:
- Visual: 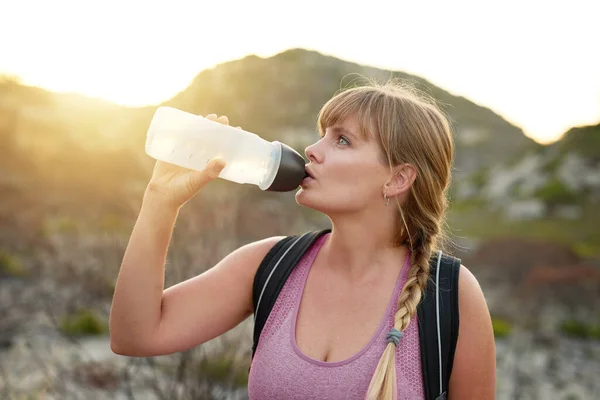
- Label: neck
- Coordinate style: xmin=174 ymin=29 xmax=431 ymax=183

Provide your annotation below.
xmin=321 ymin=207 xmax=408 ymax=281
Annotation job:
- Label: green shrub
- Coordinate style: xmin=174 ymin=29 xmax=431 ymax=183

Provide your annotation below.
xmin=587 ymin=324 xmax=600 ymax=340
xmin=572 ymin=242 xmax=599 ymax=258
xmin=60 ymin=309 xmax=107 ymax=336
xmin=535 ymin=179 xmax=578 ymax=206
xmin=492 ymin=317 xmax=512 ymax=338
xmin=559 ymin=319 xmax=600 ymax=340
xmin=0 ymin=250 xmax=27 ymax=277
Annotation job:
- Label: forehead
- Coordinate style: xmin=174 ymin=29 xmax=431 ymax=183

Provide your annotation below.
xmin=324 ymin=113 xmax=376 ymax=142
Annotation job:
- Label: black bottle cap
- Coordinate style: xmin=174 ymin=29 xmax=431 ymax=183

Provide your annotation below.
xmin=265 ymin=142 xmax=307 ymax=192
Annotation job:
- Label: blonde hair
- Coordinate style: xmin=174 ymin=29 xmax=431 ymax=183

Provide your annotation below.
xmin=317 ymin=78 xmax=454 ymax=399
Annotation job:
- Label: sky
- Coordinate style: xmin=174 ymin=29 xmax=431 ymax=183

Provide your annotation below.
xmin=1 ymin=0 xmax=598 ymax=144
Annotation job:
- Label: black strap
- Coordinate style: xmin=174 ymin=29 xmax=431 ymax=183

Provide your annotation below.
xmin=417 ymin=253 xmax=461 ymax=400
xmin=251 ymin=229 xmax=331 ymax=358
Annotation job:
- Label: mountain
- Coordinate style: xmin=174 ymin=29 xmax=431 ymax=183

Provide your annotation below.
xmin=548 ymin=122 xmax=600 ymax=160
xmin=164 ymin=48 xmax=539 ymax=176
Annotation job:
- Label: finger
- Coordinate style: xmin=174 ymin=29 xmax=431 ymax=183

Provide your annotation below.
xmin=189 ymin=158 xmax=226 ymax=189
xmin=217 ymin=115 xmax=229 ymax=125
xmin=205 ymin=113 xmax=218 ymax=121
xmin=235 ymin=126 xmax=242 ymax=130
xmin=206 ymin=158 xmax=226 ymax=177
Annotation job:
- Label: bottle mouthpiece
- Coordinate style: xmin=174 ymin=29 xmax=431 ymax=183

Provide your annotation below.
xmin=264 ymin=142 xmax=307 ymax=192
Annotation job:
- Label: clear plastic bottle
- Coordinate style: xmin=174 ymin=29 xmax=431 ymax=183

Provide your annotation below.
xmin=145 ymin=107 xmax=307 ymax=192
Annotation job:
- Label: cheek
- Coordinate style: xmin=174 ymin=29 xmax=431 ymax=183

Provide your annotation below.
xmin=329 ymin=162 xmax=385 ymax=203
xmin=336 ymin=158 xmax=385 ymax=187
xmin=330 ymin=153 xmax=374 ymax=179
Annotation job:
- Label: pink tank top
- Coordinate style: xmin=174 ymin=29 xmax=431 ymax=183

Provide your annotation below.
xmin=248 ymin=234 xmax=425 ymax=400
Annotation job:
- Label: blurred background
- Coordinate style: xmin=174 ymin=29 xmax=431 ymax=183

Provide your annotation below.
xmin=1 ymin=0 xmax=599 ymax=399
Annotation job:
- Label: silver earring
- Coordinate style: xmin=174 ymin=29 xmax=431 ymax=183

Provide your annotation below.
xmin=384 ymin=193 xmax=390 ymax=206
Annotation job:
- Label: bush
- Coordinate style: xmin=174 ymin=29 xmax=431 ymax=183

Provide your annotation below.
xmin=560 ymin=320 xmax=588 ymax=338
xmin=492 ymin=317 xmax=512 ymax=338
xmin=572 ymin=242 xmax=599 ymax=258
xmin=589 ymin=325 xmax=600 ymax=340
xmin=535 ymin=179 xmax=578 ymax=206
xmin=60 ymin=309 xmax=107 ymax=336
xmin=0 ymin=250 xmax=27 ymax=277
xmin=560 ymin=319 xmax=600 ymax=340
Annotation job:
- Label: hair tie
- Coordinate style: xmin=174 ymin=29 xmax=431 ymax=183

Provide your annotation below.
xmin=386 ymin=328 xmax=404 ymax=347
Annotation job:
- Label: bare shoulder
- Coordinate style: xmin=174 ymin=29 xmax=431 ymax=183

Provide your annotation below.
xmin=457 ymin=264 xmax=485 ymax=302
xmin=236 ymin=234 xmax=286 ymax=265
xmin=457 ymin=264 xmax=492 ymax=338
xmin=235 ymin=235 xmax=286 ymax=260
xmin=449 ymin=264 xmax=497 ymax=399
xmin=214 ymin=234 xmax=287 ymax=309
xmin=218 ymin=235 xmax=286 ymax=267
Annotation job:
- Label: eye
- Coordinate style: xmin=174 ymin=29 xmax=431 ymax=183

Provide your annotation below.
xmin=338 ymin=136 xmax=351 ymax=146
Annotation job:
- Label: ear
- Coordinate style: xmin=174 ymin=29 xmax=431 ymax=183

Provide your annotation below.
xmin=383 ymin=163 xmax=417 ymax=198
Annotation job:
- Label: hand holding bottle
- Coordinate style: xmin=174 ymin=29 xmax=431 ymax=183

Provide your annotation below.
xmin=145 ymin=114 xmax=230 ymax=208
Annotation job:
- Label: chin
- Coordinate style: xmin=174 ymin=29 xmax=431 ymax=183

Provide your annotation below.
xmin=295 ymin=187 xmax=311 ymax=206
xmin=295 ymin=188 xmax=341 ymax=215
xmin=295 ymin=187 xmax=322 ymax=210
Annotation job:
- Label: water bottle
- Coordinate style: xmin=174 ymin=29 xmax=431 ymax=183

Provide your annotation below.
xmin=145 ymin=107 xmax=308 ymax=192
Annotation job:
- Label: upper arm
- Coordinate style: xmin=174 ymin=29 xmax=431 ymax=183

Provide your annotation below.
xmin=449 ymin=265 xmax=497 ymax=399
xmin=147 ymin=235 xmax=285 ymax=356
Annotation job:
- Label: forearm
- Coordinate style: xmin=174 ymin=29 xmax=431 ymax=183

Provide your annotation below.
xmin=109 ymin=190 xmax=179 ymax=352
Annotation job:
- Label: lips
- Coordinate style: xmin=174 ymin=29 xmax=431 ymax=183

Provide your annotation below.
xmin=301 ymin=167 xmax=315 ymax=188
xmin=304 ymin=166 xmax=315 ymax=179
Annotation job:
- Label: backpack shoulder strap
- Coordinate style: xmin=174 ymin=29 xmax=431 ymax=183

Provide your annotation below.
xmin=251 ymin=229 xmax=331 ymax=358
xmin=417 ymin=251 xmax=461 ymax=400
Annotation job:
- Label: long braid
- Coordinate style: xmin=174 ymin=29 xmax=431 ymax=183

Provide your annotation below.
xmin=366 ymin=219 xmax=438 ymax=400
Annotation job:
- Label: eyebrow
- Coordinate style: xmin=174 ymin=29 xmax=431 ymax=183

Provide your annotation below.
xmin=331 ymin=126 xmax=358 ymax=140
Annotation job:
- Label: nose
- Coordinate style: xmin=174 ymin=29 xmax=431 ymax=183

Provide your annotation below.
xmin=305 ymin=141 xmax=322 ymax=164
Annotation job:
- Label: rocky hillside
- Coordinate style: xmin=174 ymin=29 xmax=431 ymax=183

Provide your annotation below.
xmin=449 ymin=122 xmax=600 ymax=264
xmin=455 ymin=123 xmax=600 ymax=215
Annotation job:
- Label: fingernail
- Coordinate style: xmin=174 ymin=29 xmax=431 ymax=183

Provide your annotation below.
xmin=215 ymin=160 xmax=226 ymax=170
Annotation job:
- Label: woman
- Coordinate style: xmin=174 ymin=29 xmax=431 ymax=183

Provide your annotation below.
xmin=109 ymin=80 xmax=496 ymax=399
